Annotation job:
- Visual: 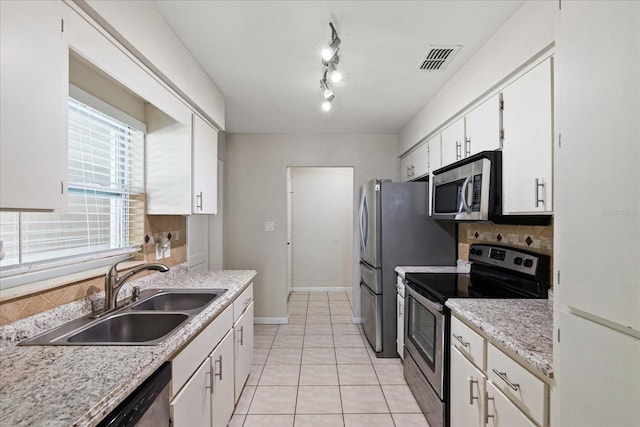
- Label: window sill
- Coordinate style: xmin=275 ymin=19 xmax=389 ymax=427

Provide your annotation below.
xmin=0 ymin=260 xmax=146 ymax=303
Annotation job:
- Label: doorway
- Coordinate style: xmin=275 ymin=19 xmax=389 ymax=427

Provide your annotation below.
xmin=286 ymin=167 xmax=354 ymax=296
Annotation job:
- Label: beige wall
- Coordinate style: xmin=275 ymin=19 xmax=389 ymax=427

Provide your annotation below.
xmin=291 ymin=167 xmax=354 ymax=289
xmin=224 ymin=134 xmax=398 ymax=321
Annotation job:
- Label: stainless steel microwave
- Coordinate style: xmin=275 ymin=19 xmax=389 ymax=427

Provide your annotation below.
xmin=431 ymin=150 xmax=502 ymax=221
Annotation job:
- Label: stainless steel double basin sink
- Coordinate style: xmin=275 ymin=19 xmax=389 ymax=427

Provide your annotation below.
xmin=19 ymin=288 xmax=227 ymax=346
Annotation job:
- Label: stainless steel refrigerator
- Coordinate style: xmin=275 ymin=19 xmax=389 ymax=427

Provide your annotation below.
xmin=359 ymin=179 xmax=456 ymax=358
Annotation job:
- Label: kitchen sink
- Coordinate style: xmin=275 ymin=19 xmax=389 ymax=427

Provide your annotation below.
xmin=66 ymin=312 xmax=189 ymax=344
xmin=130 ymin=290 xmax=224 ymax=311
xmin=19 ymin=288 xmax=227 ymax=346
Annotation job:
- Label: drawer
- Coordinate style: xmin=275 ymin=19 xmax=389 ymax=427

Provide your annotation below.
xmin=487 ymin=343 xmax=547 ymax=426
xmin=234 ymin=283 xmax=253 ymax=323
xmin=171 ymin=304 xmax=233 ymax=397
xmin=451 ymin=315 xmax=485 ymax=369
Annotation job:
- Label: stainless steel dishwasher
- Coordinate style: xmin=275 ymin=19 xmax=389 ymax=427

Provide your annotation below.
xmin=98 ymin=362 xmax=171 ymax=427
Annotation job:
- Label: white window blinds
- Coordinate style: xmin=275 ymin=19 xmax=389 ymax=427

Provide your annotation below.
xmin=0 ymin=97 xmax=145 ymax=288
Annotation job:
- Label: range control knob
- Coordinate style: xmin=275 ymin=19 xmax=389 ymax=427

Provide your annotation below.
xmin=523 ymin=259 xmax=534 ymax=268
xmin=475 ymin=249 xmax=483 ymax=256
xmin=470 ymin=248 xmax=477 ymax=255
xmin=513 ymin=257 xmax=523 ymax=265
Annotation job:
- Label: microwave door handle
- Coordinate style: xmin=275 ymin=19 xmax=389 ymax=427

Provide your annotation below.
xmin=460 ymin=175 xmax=473 ymax=213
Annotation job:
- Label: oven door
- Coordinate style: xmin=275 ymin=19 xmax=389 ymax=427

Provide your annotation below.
xmin=404 ymin=282 xmax=446 ymax=399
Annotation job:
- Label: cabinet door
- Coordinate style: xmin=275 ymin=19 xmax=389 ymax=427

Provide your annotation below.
xmin=428 ymin=135 xmax=442 ymax=173
xmin=170 ymin=357 xmax=211 ymax=427
xmin=396 ymin=294 xmax=404 ymax=360
xmin=441 ymin=119 xmax=465 ymax=166
xmin=192 ymin=115 xmax=218 ymax=214
xmin=0 ymin=0 xmax=68 ymax=211
xmin=450 ymin=347 xmax=485 ymax=427
xmin=400 ymin=155 xmax=412 ymax=181
xmin=234 ymin=301 xmax=254 ymax=403
xmin=412 ymin=143 xmax=429 ymax=179
xmin=501 ymin=58 xmax=553 ymax=214
xmin=486 ymin=381 xmax=536 ymax=427
xmin=211 ymin=331 xmax=235 ymax=427
xmin=464 ymin=94 xmax=501 ymax=157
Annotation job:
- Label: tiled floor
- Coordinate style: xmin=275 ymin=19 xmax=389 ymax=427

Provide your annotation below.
xmin=230 ymin=291 xmax=430 ymax=427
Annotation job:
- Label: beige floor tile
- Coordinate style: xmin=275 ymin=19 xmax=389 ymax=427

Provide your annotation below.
xmin=266 ymin=348 xmax=302 ymax=365
xmin=307 ymin=306 xmax=330 ymax=315
xmin=335 ymin=347 xmax=372 ymax=364
xmin=273 ymin=334 xmax=305 ymax=348
xmin=334 ymin=334 xmax=365 ymax=347
xmin=337 ymin=364 xmax=379 ymax=385
xmin=289 ymin=305 xmax=308 ymax=314
xmin=331 ymin=324 xmax=360 ymax=335
xmin=259 ymin=364 xmax=301 ymax=385
xmin=302 ymin=347 xmax=337 ymax=365
xmin=391 ymin=413 xmax=430 ymax=427
xmin=229 ymin=414 xmax=246 ymax=427
xmin=296 ymin=385 xmax=342 ymax=414
xmin=331 ymin=315 xmax=353 ymax=324
xmin=304 ymin=334 xmax=335 ymax=348
xmin=254 ymin=348 xmax=270 ymax=364
xmin=330 ymin=302 xmax=352 ymax=310
xmin=381 ymin=385 xmax=421 ymax=413
xmin=249 ymin=386 xmax=298 ymax=414
xmin=246 ymin=364 xmax=264 ymax=386
xmin=340 ymin=385 xmax=389 ymax=413
xmin=305 ymin=323 xmax=333 ymax=335
xmin=255 ymin=325 xmax=279 ymax=336
xmin=255 ymin=335 xmax=276 ymax=348
xmin=308 ymin=293 xmax=328 ymax=301
xmin=244 ymin=414 xmax=295 ymax=427
xmin=373 ymin=363 xmax=406 ymax=385
xmin=294 ymin=414 xmax=344 ymax=427
xmin=299 ymin=364 xmax=339 ymax=385
xmin=328 ymin=292 xmax=349 ymax=301
xmin=278 ymin=324 xmax=306 ymax=335
xmin=307 ymin=315 xmax=331 ymax=324
xmin=330 ymin=307 xmax=354 ymax=315
xmin=234 ymin=385 xmax=256 ymax=414
xmin=343 ymin=414 xmax=395 ymax=427
xmin=289 ymin=314 xmax=307 ymax=324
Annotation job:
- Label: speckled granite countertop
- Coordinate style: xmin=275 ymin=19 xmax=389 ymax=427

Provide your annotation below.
xmin=0 ymin=265 xmax=256 ymax=427
xmin=446 ymin=295 xmax=553 ymax=378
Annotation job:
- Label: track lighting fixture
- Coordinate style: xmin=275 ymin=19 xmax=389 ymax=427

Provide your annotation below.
xmin=319 ymin=22 xmax=343 ymax=112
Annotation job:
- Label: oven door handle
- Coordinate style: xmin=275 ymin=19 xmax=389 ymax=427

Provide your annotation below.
xmin=405 ymin=282 xmax=444 ymax=313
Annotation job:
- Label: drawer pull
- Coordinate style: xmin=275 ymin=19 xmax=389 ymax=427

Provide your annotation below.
xmin=453 ymin=334 xmax=469 ymax=348
xmin=238 ymin=325 xmax=244 ymax=346
xmin=485 ymin=391 xmax=495 ymax=424
xmin=467 ymin=376 xmax=479 ymax=405
xmin=492 ymin=369 xmax=520 ymax=391
xmin=214 ymin=355 xmax=223 ymax=381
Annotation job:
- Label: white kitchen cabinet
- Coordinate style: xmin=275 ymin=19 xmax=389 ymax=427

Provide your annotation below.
xmin=396 ymin=275 xmax=405 ymax=360
xmin=486 ymin=380 xmax=537 ymax=427
xmin=0 ymin=0 xmax=68 ymax=211
xmin=399 ymin=143 xmax=429 ymax=181
xmin=233 ymin=283 xmax=254 ymax=402
xmin=146 ymin=110 xmax=218 ymax=215
xmin=428 ymin=134 xmax=442 ymax=173
xmin=450 ymin=347 xmax=485 ymax=427
xmin=192 ymin=115 xmax=218 ymax=214
xmin=400 ymin=155 xmax=413 ymax=182
xmin=211 ymin=331 xmax=234 ymax=427
xmin=464 ymin=94 xmax=501 ymax=157
xmin=501 ymin=58 xmax=553 ymax=214
xmin=441 ymin=118 xmax=465 ymax=167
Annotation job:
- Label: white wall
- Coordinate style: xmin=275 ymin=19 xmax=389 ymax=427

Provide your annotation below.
xmin=398 ymin=1 xmax=556 ymax=155
xmin=291 ymin=167 xmax=354 ymax=290
xmin=224 ymin=134 xmax=398 ymax=322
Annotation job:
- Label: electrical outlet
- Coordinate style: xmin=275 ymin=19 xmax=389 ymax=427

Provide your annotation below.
xmin=155 ymin=237 xmax=171 ymax=259
xmin=264 ymin=221 xmax=275 ymax=232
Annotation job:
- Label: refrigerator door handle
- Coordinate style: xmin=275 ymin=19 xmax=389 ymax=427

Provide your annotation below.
xmin=359 ymin=190 xmax=367 ymax=253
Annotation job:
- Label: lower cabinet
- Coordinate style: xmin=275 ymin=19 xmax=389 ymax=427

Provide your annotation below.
xmin=396 ymin=275 xmax=405 ymax=360
xmin=450 ymin=347 xmax=485 ymax=427
xmin=234 ymin=300 xmax=254 ymax=403
xmin=486 ymin=380 xmax=537 ymax=427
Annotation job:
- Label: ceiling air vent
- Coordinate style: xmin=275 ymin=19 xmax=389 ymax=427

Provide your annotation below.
xmin=418 ymin=45 xmax=461 ymax=71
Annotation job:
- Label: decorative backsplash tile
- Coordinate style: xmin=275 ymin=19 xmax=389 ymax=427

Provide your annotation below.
xmin=0 ymin=214 xmax=187 ymax=326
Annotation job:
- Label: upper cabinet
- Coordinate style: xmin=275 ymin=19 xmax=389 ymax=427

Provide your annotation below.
xmin=399 ymin=142 xmax=429 ymax=181
xmin=192 ymin=116 xmax=218 ymax=214
xmin=465 ymin=94 xmax=501 ymax=156
xmin=501 ymin=58 xmax=553 ymax=214
xmin=0 ymin=1 xmax=68 ymax=211
xmin=441 ymin=118 xmax=465 ymax=166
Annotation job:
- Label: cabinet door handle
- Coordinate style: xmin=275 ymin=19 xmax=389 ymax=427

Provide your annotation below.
xmin=467 ymin=376 xmax=479 ymax=405
xmin=205 ymin=369 xmax=213 ymax=392
xmin=238 ymin=325 xmax=244 ymax=346
xmin=492 ymin=368 xmax=520 ymax=391
xmin=214 ymin=355 xmax=223 ymax=381
xmin=456 ymin=141 xmax=462 ymax=160
xmin=196 ymin=191 xmax=203 ymax=210
xmin=465 ymin=137 xmax=471 ymax=157
xmin=453 ymin=334 xmax=469 ymax=348
xmin=535 ymin=178 xmax=545 ymax=208
xmin=410 ymin=164 xmax=415 ymax=177
xmin=485 ymin=391 xmax=495 ymax=424
xmin=406 ymin=166 xmax=411 ymax=178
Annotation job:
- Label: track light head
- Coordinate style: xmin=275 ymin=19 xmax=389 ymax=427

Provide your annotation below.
xmin=321 ymin=22 xmax=341 ymax=61
xmin=327 ymin=61 xmax=342 ymax=83
xmin=321 ymin=95 xmax=335 ymax=112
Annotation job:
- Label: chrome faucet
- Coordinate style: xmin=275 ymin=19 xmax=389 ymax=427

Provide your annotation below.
xmin=104 ymin=262 xmax=169 ymax=311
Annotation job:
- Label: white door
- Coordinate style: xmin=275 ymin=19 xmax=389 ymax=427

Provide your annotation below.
xmin=170 ymin=357 xmax=211 ymax=427
xmin=211 ymin=331 xmax=234 ymax=427
xmin=234 ymin=302 xmax=254 ymax=403
xmin=441 ymin=118 xmax=465 ymax=166
xmin=465 ymin=94 xmax=501 ymax=156
xmin=450 ymin=347 xmax=485 ymax=427
xmin=286 ymin=169 xmax=293 ymax=297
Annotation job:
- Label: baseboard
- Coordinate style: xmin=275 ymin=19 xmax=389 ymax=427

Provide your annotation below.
xmin=352 ymin=317 xmax=363 ymax=324
xmin=291 ymin=287 xmax=352 ymax=292
xmin=254 ymin=316 xmax=289 ymax=325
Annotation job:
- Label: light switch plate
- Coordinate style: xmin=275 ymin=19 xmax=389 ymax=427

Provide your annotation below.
xmin=264 ymin=221 xmax=275 ymax=232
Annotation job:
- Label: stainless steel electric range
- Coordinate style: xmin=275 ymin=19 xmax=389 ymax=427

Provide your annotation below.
xmin=403 ymin=244 xmax=550 ymax=427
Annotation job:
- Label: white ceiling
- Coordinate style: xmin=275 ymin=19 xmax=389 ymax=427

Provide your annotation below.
xmin=153 ymin=1 xmax=524 ymax=134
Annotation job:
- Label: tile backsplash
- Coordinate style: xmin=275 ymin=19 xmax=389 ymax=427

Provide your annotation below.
xmin=0 ymin=215 xmax=187 ymax=326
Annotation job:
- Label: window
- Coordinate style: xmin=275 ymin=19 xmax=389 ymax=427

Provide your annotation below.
xmin=0 ymin=96 xmax=145 ymax=289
